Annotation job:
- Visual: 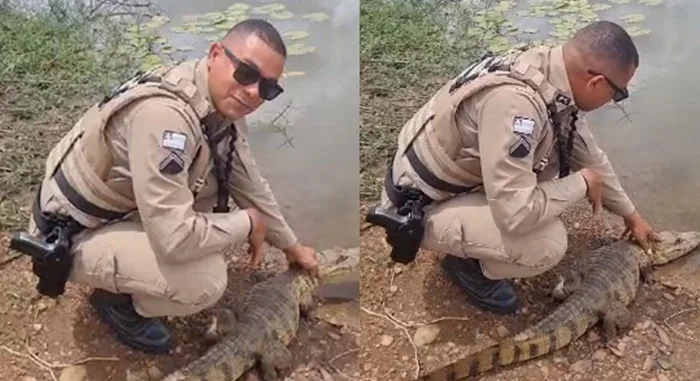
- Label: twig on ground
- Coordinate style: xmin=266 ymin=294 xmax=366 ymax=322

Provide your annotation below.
xmin=384 ymin=308 xmax=470 ymax=328
xmin=361 ymin=306 xmax=420 ymax=379
xmin=0 ymin=252 xmax=23 ymax=269
xmin=327 ymin=348 xmax=359 ymax=380
xmin=663 ymin=307 xmax=700 ymax=344
xmin=1 ymin=340 xmax=119 ymax=381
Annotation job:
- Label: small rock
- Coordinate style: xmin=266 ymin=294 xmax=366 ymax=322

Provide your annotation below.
xmin=32 ymin=324 xmax=42 ymax=332
xmin=574 ymin=222 xmax=581 ymax=229
xmin=59 ymin=365 xmax=87 ymax=381
xmin=657 ymin=358 xmax=673 ymax=370
xmin=380 ymin=334 xmax=393 ymax=346
xmin=401 ymin=355 xmax=409 ymax=361
xmin=36 ymin=302 xmax=48 ymax=313
xmin=175 ymin=346 xmax=183 ymax=354
xmin=642 ymin=356 xmax=655 ymax=371
xmin=587 ymin=331 xmax=601 ymax=342
xmin=657 ymin=374 xmax=670 ymax=381
xmin=496 ymin=325 xmax=509 ymax=338
xmin=328 ymin=331 xmax=342 ymax=340
xmin=389 ymin=285 xmax=398 ymax=293
xmin=662 ymin=293 xmax=675 ymax=301
xmin=656 ymin=326 xmax=671 ymax=347
xmin=608 ymin=342 xmax=625 ymax=357
xmin=147 ymin=365 xmax=162 ymax=380
xmin=21 ymin=377 xmax=37 ymax=381
xmin=393 ymin=266 xmax=403 ymax=275
xmin=414 ymin=324 xmax=440 ymax=347
xmin=641 ymin=320 xmax=652 ymax=330
xmin=592 ymin=349 xmax=607 ymax=361
xmin=570 ymin=359 xmax=592 ymax=373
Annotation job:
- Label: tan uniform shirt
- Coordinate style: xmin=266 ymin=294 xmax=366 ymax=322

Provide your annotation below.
xmin=454 ymin=46 xmax=635 ymax=235
xmin=101 ymin=58 xmax=297 ymax=264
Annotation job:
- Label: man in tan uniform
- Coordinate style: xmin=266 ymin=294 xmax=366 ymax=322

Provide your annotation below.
xmin=369 ymin=21 xmax=660 ymax=315
xmin=12 ymin=19 xmax=319 ymax=353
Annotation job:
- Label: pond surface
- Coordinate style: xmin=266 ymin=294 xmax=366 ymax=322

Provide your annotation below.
xmin=145 ymin=0 xmax=360 ymax=251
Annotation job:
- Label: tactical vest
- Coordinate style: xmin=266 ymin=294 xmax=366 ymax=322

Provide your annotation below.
xmin=41 ymin=60 xmax=230 ymax=228
xmin=394 ymin=48 xmax=579 ymax=202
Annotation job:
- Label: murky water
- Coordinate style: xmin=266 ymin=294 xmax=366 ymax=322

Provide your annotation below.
xmin=151 ymin=0 xmax=359 ymax=251
xmin=583 ymin=0 xmax=700 ymax=233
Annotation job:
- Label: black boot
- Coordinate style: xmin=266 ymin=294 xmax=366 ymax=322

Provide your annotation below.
xmin=441 ymin=255 xmax=520 ymax=315
xmin=89 ymin=289 xmax=173 ymax=354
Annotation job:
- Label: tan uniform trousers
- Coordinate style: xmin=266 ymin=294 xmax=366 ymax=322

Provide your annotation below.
xmin=381 ymin=160 xmax=568 ymax=280
xmin=32 ymin=180 xmax=228 ymax=319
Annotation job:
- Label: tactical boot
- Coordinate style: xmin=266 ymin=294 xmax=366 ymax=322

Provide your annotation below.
xmin=441 ymin=255 xmax=520 ymax=315
xmin=89 ymin=288 xmax=173 ymax=354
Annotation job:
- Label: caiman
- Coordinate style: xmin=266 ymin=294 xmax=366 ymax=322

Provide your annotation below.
xmin=419 ymin=230 xmax=700 ymax=381
xmin=159 ymin=247 xmax=358 ymax=381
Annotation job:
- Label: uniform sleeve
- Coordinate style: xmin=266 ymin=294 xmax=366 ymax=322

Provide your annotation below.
xmin=226 ymin=125 xmax=298 ymax=250
xmin=126 ymin=98 xmax=252 ymax=264
xmin=569 ymin=115 xmax=636 ymax=217
xmin=477 ymin=86 xmax=589 ymax=235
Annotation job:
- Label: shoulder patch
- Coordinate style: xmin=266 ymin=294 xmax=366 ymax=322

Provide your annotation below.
xmin=508 ymin=136 xmax=531 ymax=158
xmin=512 ymin=116 xmax=536 ymax=136
xmin=161 ymin=130 xmax=187 ymax=151
xmin=159 ymin=151 xmax=185 ymax=174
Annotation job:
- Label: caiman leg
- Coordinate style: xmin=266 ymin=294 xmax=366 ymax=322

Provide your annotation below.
xmin=203 ymin=307 xmax=238 ymax=343
xmin=550 ymin=269 xmax=584 ymax=302
xmin=259 ymin=339 xmax=294 ymax=381
xmin=601 ymin=300 xmax=633 ymax=342
xmin=300 ymin=288 xmax=319 ymax=322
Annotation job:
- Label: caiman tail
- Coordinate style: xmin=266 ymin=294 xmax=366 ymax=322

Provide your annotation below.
xmin=419 ymin=313 xmax=598 ymax=381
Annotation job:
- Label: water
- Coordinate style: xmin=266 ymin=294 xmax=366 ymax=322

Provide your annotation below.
xmin=151 ymin=0 xmax=360 ymax=251
xmin=582 ymin=0 xmax=700 ymax=232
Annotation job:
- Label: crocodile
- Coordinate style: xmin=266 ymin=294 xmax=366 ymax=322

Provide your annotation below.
xmin=419 ymin=230 xmax=700 ymax=381
xmin=159 ymin=247 xmax=359 ymax=381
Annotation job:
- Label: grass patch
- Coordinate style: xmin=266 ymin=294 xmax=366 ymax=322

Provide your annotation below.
xmin=0 ymin=1 xmax=155 ymax=230
xmin=359 ymin=0 xmax=502 ymax=201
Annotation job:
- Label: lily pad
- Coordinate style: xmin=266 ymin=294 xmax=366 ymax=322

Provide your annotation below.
xmin=176 ymin=45 xmax=195 ymax=52
xmin=252 ymin=4 xmax=286 ymax=14
xmin=141 ymin=54 xmax=163 ymax=70
xmin=169 ymin=25 xmax=187 ymax=33
xmin=287 ymin=43 xmax=316 ymax=56
xmin=592 ymin=3 xmax=612 ymax=11
xmin=626 ymin=26 xmax=651 ymax=36
xmin=227 ymin=3 xmax=251 ymax=12
xmin=640 ymin=0 xmax=664 ymax=5
xmin=620 ymin=14 xmax=646 ymax=23
xmin=302 ymin=12 xmax=330 ymax=22
xmin=270 ymin=11 xmax=294 ymax=20
xmin=522 ymin=27 xmax=539 ymax=34
xmin=283 ymin=71 xmax=305 ymax=78
xmin=609 ymin=0 xmax=630 ymax=3
xmin=283 ymin=31 xmax=311 ymax=41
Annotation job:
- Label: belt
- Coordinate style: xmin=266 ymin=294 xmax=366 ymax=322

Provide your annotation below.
xmin=383 ymin=164 xmax=434 ymax=209
xmin=32 ymin=185 xmax=87 ymax=238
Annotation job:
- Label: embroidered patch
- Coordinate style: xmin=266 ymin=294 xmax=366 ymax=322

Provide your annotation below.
xmin=161 ymin=130 xmax=187 ymax=151
xmin=159 ymin=151 xmax=185 ymax=174
xmin=508 ymin=136 xmax=531 ymax=158
xmin=512 ymin=116 xmax=536 ymax=136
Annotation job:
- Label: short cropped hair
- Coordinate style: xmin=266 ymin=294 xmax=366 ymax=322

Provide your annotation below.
xmin=571 ymin=20 xmax=639 ymax=72
xmin=226 ymin=18 xmax=287 ymax=57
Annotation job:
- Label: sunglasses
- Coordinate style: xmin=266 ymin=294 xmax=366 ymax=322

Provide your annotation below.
xmin=222 ymin=46 xmax=284 ymax=101
xmin=588 ymin=70 xmax=629 ymax=103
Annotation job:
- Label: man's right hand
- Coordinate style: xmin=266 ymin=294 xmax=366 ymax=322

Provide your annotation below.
xmin=246 ymin=208 xmax=267 ymax=268
xmin=580 ymin=168 xmax=603 ymax=214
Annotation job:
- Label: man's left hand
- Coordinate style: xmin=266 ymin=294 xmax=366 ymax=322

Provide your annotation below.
xmin=284 ymin=242 xmax=319 ymax=277
xmin=620 ymin=211 xmax=662 ymax=252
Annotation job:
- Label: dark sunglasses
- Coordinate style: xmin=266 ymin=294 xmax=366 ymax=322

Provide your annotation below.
xmin=222 ymin=46 xmax=284 ymax=101
xmin=588 ymin=70 xmax=629 ymax=103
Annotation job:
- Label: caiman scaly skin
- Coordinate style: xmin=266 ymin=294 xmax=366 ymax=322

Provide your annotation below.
xmin=419 ymin=231 xmax=700 ymax=381
xmin=160 ymin=265 xmax=318 ymax=381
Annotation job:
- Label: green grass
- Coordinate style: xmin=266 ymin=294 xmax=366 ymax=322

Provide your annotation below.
xmin=359 ymin=0 xmax=501 ymax=200
xmin=0 ymin=1 xmax=152 ymax=230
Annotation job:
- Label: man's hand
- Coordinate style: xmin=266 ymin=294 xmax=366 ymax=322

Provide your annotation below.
xmin=621 ymin=211 xmax=662 ymax=252
xmin=246 ymin=208 xmax=267 ymax=268
xmin=580 ymin=168 xmax=603 ymax=214
xmin=284 ymin=242 xmax=319 ymax=277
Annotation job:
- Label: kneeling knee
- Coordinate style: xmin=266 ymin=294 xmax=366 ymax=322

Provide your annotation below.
xmin=506 ymin=222 xmax=568 ymax=271
xmin=168 ymin=271 xmax=227 ymax=311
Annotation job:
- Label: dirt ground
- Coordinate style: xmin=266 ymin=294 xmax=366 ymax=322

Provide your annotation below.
xmin=0 ymin=236 xmax=359 ymax=381
xmin=359 ymin=201 xmax=700 ymax=381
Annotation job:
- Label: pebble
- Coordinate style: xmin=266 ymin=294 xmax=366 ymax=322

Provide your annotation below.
xmin=380 ymin=334 xmax=393 ymax=346
xmin=389 ymin=285 xmax=398 ymax=293
xmin=58 ymin=366 xmax=87 ymax=381
xmin=657 ymin=374 xmax=670 ymax=381
xmin=32 ymin=323 xmax=42 ymax=332
xmin=570 ymin=359 xmax=592 ymax=374
xmin=591 ymin=349 xmax=607 ymax=361
xmin=413 ymin=324 xmax=440 ymax=347
xmin=147 ymin=365 xmax=162 ymax=380
xmin=642 ymin=356 xmax=655 ymax=371
xmin=662 ymin=293 xmax=675 ymax=301
xmin=328 ymin=331 xmax=342 ymax=340
xmin=21 ymin=377 xmax=37 ymax=381
xmin=656 ymin=326 xmax=672 ymax=347
xmin=587 ymin=331 xmax=601 ymax=342
xmin=496 ymin=325 xmax=509 ymax=338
